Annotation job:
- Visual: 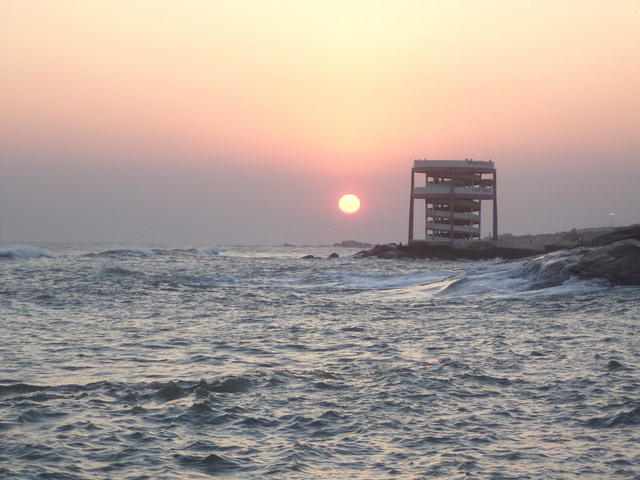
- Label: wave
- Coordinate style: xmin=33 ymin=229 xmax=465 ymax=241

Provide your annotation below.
xmin=93 ymin=264 xmax=147 ymax=280
xmin=331 ymin=270 xmax=454 ymax=291
xmin=90 ymin=264 xmax=237 ymax=289
xmin=438 ymin=251 xmax=610 ymax=298
xmin=333 ymin=248 xmax=615 ymax=300
xmin=586 ymin=405 xmax=640 ymax=428
xmin=511 ymin=249 xmax=586 ymax=288
xmin=87 ymin=247 xmax=155 ymax=258
xmin=0 ymin=377 xmax=255 ymax=404
xmin=280 ymin=251 xmax=609 ymax=299
xmin=82 ymin=246 xmax=223 ymax=258
xmin=0 ymin=246 xmax=46 ymax=259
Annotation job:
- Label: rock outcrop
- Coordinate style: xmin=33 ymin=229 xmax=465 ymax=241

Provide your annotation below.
xmin=568 ymin=226 xmax=640 ymax=285
xmin=301 ymin=252 xmax=341 ymax=259
xmin=351 ymin=225 xmax=640 ymax=285
xmin=354 ymin=243 xmax=416 ymax=259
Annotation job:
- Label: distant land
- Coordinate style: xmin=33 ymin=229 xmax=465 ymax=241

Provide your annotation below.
xmin=496 ymin=226 xmax=620 ymax=252
xmin=283 ymin=240 xmax=373 ymax=248
xmin=332 ymin=240 xmax=373 ymax=248
xmin=283 ymin=227 xmax=620 ymax=252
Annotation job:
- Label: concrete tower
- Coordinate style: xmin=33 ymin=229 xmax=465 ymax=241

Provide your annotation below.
xmin=408 ymin=159 xmax=497 ymax=246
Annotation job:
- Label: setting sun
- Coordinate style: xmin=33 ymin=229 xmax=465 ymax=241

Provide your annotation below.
xmin=338 ymin=194 xmax=360 ymax=214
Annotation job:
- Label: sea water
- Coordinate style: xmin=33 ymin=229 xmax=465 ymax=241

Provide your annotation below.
xmin=1 ymin=243 xmax=638 ymax=479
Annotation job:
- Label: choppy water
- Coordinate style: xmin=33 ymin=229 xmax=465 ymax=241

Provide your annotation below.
xmin=1 ymin=243 xmax=639 ymax=479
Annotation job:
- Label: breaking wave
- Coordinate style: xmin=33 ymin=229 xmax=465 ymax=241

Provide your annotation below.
xmin=88 ymin=247 xmax=156 ymax=258
xmin=0 ymin=246 xmax=46 ymax=259
xmin=437 ymin=252 xmax=610 ymax=299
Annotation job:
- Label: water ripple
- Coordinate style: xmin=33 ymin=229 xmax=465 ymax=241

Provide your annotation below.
xmin=1 ymin=244 xmax=639 ymax=478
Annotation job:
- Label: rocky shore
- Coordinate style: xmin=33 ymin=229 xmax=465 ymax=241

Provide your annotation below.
xmin=351 ymin=225 xmax=640 ymax=285
xmin=353 ymin=241 xmax=540 ymax=261
xmin=567 ymin=225 xmax=640 ymax=285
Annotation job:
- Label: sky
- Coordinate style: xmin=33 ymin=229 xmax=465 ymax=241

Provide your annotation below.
xmin=1 ymin=0 xmax=639 ymax=246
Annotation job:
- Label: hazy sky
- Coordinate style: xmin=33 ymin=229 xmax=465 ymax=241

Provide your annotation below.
xmin=1 ymin=1 xmax=639 ymax=245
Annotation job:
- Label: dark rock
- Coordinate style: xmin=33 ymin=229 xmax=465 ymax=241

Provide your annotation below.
xmin=301 ymin=254 xmax=316 ymax=259
xmin=520 ymin=227 xmax=640 ymax=285
xmin=568 ymin=238 xmax=640 ymax=285
xmin=355 ymin=243 xmax=416 ymax=259
xmin=585 ymin=225 xmax=640 ymax=246
xmin=329 ymin=252 xmax=340 ymax=258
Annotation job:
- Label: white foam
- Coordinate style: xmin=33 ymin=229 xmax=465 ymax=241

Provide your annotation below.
xmin=336 ymin=270 xmax=454 ymax=291
xmin=437 ymin=257 xmax=610 ymax=299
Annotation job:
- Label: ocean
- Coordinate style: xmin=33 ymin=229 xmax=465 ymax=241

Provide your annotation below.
xmin=1 ymin=243 xmax=638 ymax=479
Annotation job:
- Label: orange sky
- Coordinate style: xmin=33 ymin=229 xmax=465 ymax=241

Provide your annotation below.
xmin=1 ymin=1 xmax=639 ymax=244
